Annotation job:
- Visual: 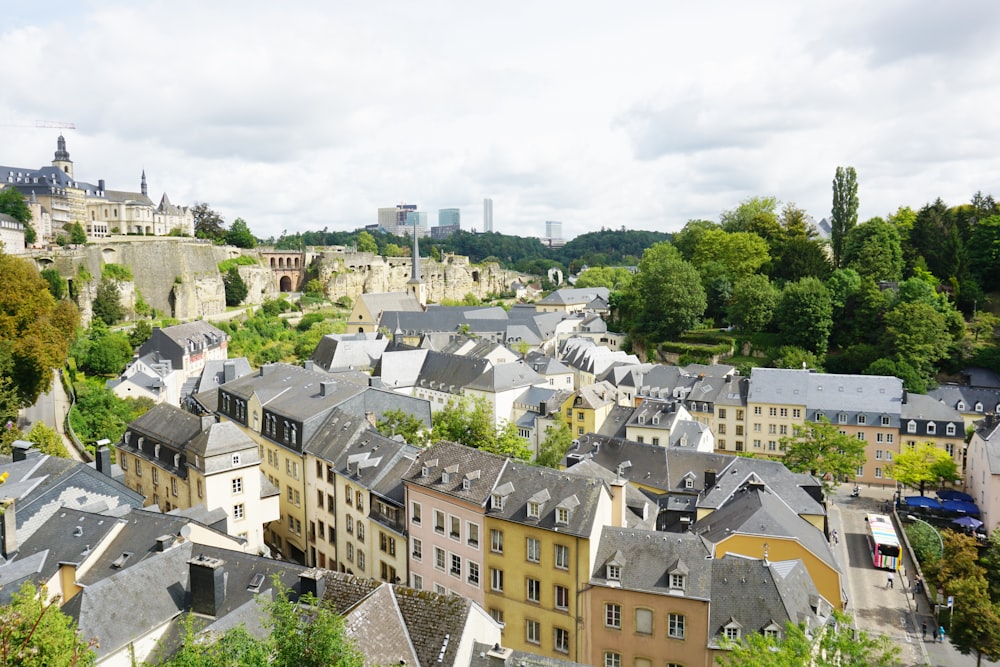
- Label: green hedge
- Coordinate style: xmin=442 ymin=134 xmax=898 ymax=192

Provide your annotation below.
xmin=218 ymin=256 xmax=259 ymax=273
xmin=659 ymin=340 xmax=733 ymax=357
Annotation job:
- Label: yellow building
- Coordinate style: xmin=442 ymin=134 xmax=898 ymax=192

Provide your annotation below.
xmin=483 ymin=463 xmax=617 ymax=661
xmin=564 ymin=381 xmax=618 ymax=439
xmin=346 ymin=292 xmax=422 ymax=334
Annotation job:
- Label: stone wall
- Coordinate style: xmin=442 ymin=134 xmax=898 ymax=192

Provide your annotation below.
xmin=313 ymin=251 xmax=529 ymax=303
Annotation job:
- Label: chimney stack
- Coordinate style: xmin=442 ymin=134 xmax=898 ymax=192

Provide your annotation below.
xmin=156 ymin=534 xmax=176 ymax=551
xmin=12 ymin=440 xmax=33 ymax=462
xmin=189 ymin=554 xmax=227 ymax=617
xmin=1 ymin=498 xmax=16 ymax=559
xmin=223 ymin=360 xmax=237 ymax=383
xmin=299 ymin=568 xmax=327 ymax=600
xmin=201 ymin=414 xmax=217 ymax=431
xmin=320 ymin=381 xmax=336 ymax=397
xmin=95 ymin=446 xmax=112 ymax=476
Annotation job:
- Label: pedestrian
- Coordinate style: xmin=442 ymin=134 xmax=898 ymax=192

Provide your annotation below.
xmin=921 ymin=622 xmax=927 ymax=640
xmin=887 ymin=572 xmax=894 ymax=589
xmin=939 ymin=625 xmax=945 ymax=643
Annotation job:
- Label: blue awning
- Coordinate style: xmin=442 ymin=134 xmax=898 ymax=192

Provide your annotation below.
xmin=941 ymin=499 xmax=980 ymax=515
xmin=937 ymin=489 xmax=975 ymax=503
xmin=904 ymin=496 xmax=942 ymax=509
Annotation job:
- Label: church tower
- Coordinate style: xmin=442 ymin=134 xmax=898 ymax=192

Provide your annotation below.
xmin=406 ymin=222 xmax=426 ymax=307
xmin=141 ymin=170 xmax=148 ymax=197
xmin=52 ymin=135 xmax=73 ymax=178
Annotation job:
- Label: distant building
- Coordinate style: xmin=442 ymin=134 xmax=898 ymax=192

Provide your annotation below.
xmin=438 ymin=208 xmax=460 ymax=227
xmin=378 ymin=203 xmax=429 ymax=237
xmin=543 ymin=220 xmax=565 ymax=247
xmin=483 ymin=197 xmax=493 ymax=232
xmin=0 ymin=213 xmax=25 ymax=253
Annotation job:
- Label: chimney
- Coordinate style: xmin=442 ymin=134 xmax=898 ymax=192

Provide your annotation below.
xmin=156 ymin=534 xmax=176 ymax=551
xmin=1 ymin=498 xmax=16 ymax=559
xmin=608 ymin=479 xmax=628 ymax=528
xmin=98 ymin=178 xmax=105 ymax=192
xmin=320 ymin=381 xmax=336 ymax=397
xmin=189 ymin=554 xmax=227 ymax=617
xmin=201 ymin=414 xmax=217 ymax=431
xmin=704 ymin=469 xmax=717 ymax=490
xmin=12 ymin=440 xmax=33 ymax=462
xmin=223 ymin=360 xmax=237 ymax=383
xmin=486 ymin=643 xmax=513 ymax=667
xmin=300 ymin=567 xmax=327 ymax=600
xmin=95 ymin=446 xmax=112 ymax=476
xmin=303 ymin=360 xmax=315 ymax=371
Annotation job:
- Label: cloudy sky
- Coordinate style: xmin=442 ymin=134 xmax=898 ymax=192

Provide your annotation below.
xmin=3 ymin=1 xmax=999 ymax=242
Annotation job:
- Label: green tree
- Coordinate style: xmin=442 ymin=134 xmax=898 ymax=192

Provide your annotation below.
xmin=691 ymin=229 xmax=770 ymax=279
xmin=771 ymin=346 xmax=823 ymax=371
xmin=383 ymin=243 xmax=404 ymax=257
xmin=887 ymin=442 xmax=959 ymax=496
xmin=779 ymin=417 xmax=867 ymax=496
xmin=192 ymin=202 xmax=226 ymax=242
xmin=68 ymin=222 xmax=87 ymax=244
xmin=831 ymin=165 xmax=859 ymax=268
xmin=355 ymin=230 xmax=378 ymax=254
xmin=842 ymin=216 xmax=903 ymax=282
xmin=223 ymin=266 xmax=249 ymax=307
xmin=720 ymin=196 xmax=781 ymax=242
xmin=629 ymin=242 xmax=706 ymax=340
xmin=769 ymin=236 xmax=832 ymax=283
xmin=0 ymin=251 xmax=80 ymax=407
xmin=773 ymin=277 xmax=833 ymax=355
xmin=967 ymin=214 xmax=1000 ymax=291
xmin=574 ymin=266 xmax=634 ymax=291
xmin=128 ymin=320 xmax=153 ymax=349
xmin=882 ymin=301 xmax=951 ymax=380
xmin=948 ymin=575 xmax=1000 ymax=667
xmin=0 ymin=581 xmax=96 ymax=667
xmin=727 ymin=274 xmax=777 ymax=331
xmin=536 ymin=419 xmax=573 ymax=468
xmin=41 ymin=268 xmax=68 ymax=300
xmin=25 ymin=422 xmax=70 ymax=458
xmin=670 ymin=219 xmax=719 ymax=260
xmin=81 ymin=327 xmax=134 ymax=376
xmin=491 ymin=420 xmax=532 ymax=461
xmin=92 ymin=277 xmax=124 ymax=326
xmin=225 ymin=218 xmax=257 ymax=249
xmin=719 ymin=610 xmax=897 ymax=667
xmin=432 ymin=397 xmax=531 ymax=461
xmin=0 ymin=187 xmax=35 ymax=244
xmin=376 ymin=409 xmax=428 ymax=446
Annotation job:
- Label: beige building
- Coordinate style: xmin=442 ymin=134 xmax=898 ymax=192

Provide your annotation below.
xmin=117 ymin=404 xmax=279 ymax=554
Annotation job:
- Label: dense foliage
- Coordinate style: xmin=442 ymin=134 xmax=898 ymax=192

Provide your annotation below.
xmin=215 ymin=299 xmax=348 ymax=367
xmin=67 ymin=376 xmax=154 ymax=453
xmin=0 ymin=581 xmax=96 ymax=667
xmin=223 ymin=266 xmax=249 ymax=306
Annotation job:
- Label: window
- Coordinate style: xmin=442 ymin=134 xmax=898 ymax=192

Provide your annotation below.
xmin=875 ymin=467 xmax=883 ymax=479
xmin=886 ymin=433 xmax=894 ymax=443
xmin=356 ymin=491 xmax=363 ymax=512
xmin=792 ymin=408 xmax=801 ymax=418
xmin=779 ymin=408 xmax=787 ymax=417
xmin=718 ymin=423 xmax=727 ymax=435
xmin=768 ymin=424 xmax=777 ymax=434
xmin=346 ymin=515 xmax=353 ymax=534
xmin=769 ymin=407 xmax=777 ymax=417
xmin=606 ymin=602 xmax=622 ymax=628
xmin=876 ymin=433 xmax=884 ymax=442
xmin=232 ymin=453 xmax=241 ymax=466
xmin=555 ymin=544 xmax=569 ymax=569
xmin=753 ymin=423 xmax=761 ymax=432
xmin=764 ymin=626 xmax=780 ymax=640
xmin=119 ymin=453 xmax=127 ymax=469
xmin=555 ymin=507 xmax=569 ymax=524
xmin=345 ymin=484 xmax=352 ymax=505
xmin=294 ymin=489 xmax=300 ymax=506
xmin=347 ymin=542 xmax=354 ymax=562
xmin=604 ymin=652 xmax=621 ymax=667
xmin=857 ymin=432 xmax=865 ymax=440
xmin=718 ymin=408 xmax=727 ymax=419
xmin=152 ymin=468 xmax=159 ymax=484
xmin=449 ymin=515 xmax=461 ymax=540
xmin=668 ymin=613 xmax=685 ymax=639
xmin=287 ymin=486 xmax=294 ymax=502
xmin=526 ymin=619 xmax=540 ymax=645
xmin=434 ymin=510 xmax=445 ymax=534
xmin=380 ymin=532 xmax=396 ymax=555
xmin=233 ymin=503 xmax=244 ymax=520
xmin=907 ymin=420 xmax=917 ymax=433
xmin=412 ymin=537 xmax=422 ymax=560
xmin=357 ymin=522 xmax=364 ymax=543
xmin=434 ymin=547 xmax=446 ymax=570
xmin=607 ymin=564 xmax=620 ymax=580
xmin=450 ymin=553 xmax=462 ymax=577
xmin=527 ymin=577 xmax=541 ymax=603
xmin=491 ymin=493 xmax=505 ymax=511
xmin=635 ymin=608 xmax=653 ymax=634
xmin=490 ymin=608 xmax=504 ymax=625
xmin=875 ymin=450 xmax=883 ymax=460
xmin=858 ymin=414 xmax=867 ymax=425
xmin=779 ymin=425 xmax=788 ymax=435
xmin=946 ymin=423 xmax=956 ymax=436
xmin=670 ymin=573 xmax=685 ymax=590
xmin=554 ymin=627 xmax=569 ymax=654
xmin=737 ymin=409 xmax=744 ymax=419
xmin=527 ymin=537 xmax=541 ymax=563
xmin=411 ymin=501 xmax=421 ymax=524
xmin=491 ymin=568 xmax=504 ymax=592
xmin=171 ymin=477 xmax=178 ymax=496
xmin=725 ymin=625 xmax=740 ymax=641
xmin=357 ymin=551 xmax=365 ymax=571
xmin=753 ymin=406 xmax=762 ymax=415
xmin=578 ymin=427 xmax=584 ymax=435
xmin=555 ymin=585 xmax=569 ymax=610
xmin=881 ymin=415 xmax=891 ymax=426
xmin=468 ymin=561 xmax=480 ymax=586
xmin=197 ymin=479 xmax=203 ymax=498
xmin=491 ymin=529 xmax=504 ymax=553
xmin=467 ymin=522 xmax=479 ymax=548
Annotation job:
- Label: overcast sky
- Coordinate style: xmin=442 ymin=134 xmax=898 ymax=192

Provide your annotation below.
xmin=3 ymin=1 xmax=999 ymax=242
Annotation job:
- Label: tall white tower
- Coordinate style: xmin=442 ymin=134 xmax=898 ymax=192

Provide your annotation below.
xmin=483 ymin=198 xmax=493 ymax=233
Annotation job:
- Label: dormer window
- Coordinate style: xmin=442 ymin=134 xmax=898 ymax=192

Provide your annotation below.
xmin=907 ymin=420 xmax=917 ymax=433
xmin=492 ymin=493 xmax=505 ymax=511
xmin=555 ymin=507 xmax=569 ymax=525
xmin=927 ymin=422 xmax=936 ymax=435
xmin=881 ymin=415 xmax=891 ymax=426
xmin=232 ymin=453 xmax=241 ymax=466
xmin=958 ymin=401 xmax=967 ymax=411
xmin=462 ymin=479 xmax=471 ymax=490
xmin=763 ymin=623 xmax=781 ymax=640
xmin=421 ymin=466 xmax=429 ymax=477
xmin=838 ymin=413 xmax=847 ymax=424
xmin=975 ymin=402 xmax=984 ymax=412
xmin=670 ymin=573 xmax=685 ymax=590
xmin=684 ymin=477 xmax=693 ymax=489
xmin=638 ymin=414 xmax=645 ymax=424
xmin=527 ymin=501 xmax=540 ymax=519
xmin=723 ymin=621 xmax=742 ymax=641
xmin=442 ymin=471 xmax=451 ymax=484
xmin=857 ymin=414 xmax=866 ymax=425
xmin=607 ymin=564 xmax=620 ymax=581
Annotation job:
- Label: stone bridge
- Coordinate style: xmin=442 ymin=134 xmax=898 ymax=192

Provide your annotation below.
xmin=260 ymin=251 xmax=306 ymax=292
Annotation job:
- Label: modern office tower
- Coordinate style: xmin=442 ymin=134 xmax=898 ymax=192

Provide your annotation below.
xmin=438 ymin=208 xmax=460 ymax=227
xmin=545 ymin=220 xmax=562 ymax=241
xmin=483 ymin=198 xmax=493 ymax=232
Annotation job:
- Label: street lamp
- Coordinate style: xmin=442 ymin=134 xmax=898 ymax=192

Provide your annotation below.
xmin=907 ymin=514 xmax=944 ymax=558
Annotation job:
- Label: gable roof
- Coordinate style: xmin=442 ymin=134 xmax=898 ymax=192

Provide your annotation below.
xmin=489 ymin=463 xmax=609 ymax=537
xmin=590 ymin=526 xmax=713 ymax=599
xmin=404 ymin=440 xmax=509 ymax=505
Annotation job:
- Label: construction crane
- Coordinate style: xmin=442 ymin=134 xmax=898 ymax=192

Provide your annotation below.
xmin=0 ymin=120 xmax=75 ymax=129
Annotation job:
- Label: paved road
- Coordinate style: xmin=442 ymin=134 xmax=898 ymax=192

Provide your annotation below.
xmin=829 ymin=483 xmax=994 ymax=666
xmin=19 ymin=369 xmax=84 ymax=462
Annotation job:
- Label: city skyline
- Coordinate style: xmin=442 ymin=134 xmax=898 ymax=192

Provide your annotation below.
xmin=3 ymin=2 xmax=1000 ymax=242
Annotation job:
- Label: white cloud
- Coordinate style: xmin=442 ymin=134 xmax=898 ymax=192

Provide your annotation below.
xmin=2 ymin=0 xmax=1000 ymax=241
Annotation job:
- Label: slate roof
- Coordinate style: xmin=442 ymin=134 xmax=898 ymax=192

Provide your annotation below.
xmin=901 ymin=392 xmax=964 ymax=423
xmin=470 ymin=642 xmax=589 ymax=667
xmin=404 ymin=440 xmax=509 ymax=506
xmin=359 ymin=292 xmax=422 ymax=319
xmin=699 ymin=457 xmax=824 ymax=516
xmin=537 ymin=286 xmax=610 ymax=306
xmin=806 ymin=372 xmax=903 ymax=417
xmin=596 ymin=405 xmax=634 ymax=439
xmin=185 ymin=420 xmax=256 ymax=459
xmin=747 ymin=368 xmax=811 ymax=405
xmin=590 ymin=526 xmax=713 ymax=599
xmin=415 ymin=351 xmax=493 ymax=395
xmin=524 ymin=351 xmax=574 ymax=377
xmin=466 ymin=360 xmax=545 ymax=393
xmin=372 ymin=348 xmax=429 ymax=389
xmin=190 ymin=357 xmax=253 ymax=395
xmin=973 ymin=415 xmax=1000 ymax=475
xmin=143 ymin=321 xmax=226 ymax=351
xmin=929 ymin=384 xmax=1000 ymax=414
xmin=127 ymin=403 xmax=205 ymax=450
xmin=489 ymin=462 xmax=609 ymax=538
xmin=695 ymin=486 xmax=837 ymax=574
xmin=626 ymin=399 xmax=685 ymax=432
xmin=707 ymin=555 xmax=825 ymax=648
xmin=309 ymin=332 xmax=388 ymax=372
xmin=561 ymin=459 xmax=656 ymax=529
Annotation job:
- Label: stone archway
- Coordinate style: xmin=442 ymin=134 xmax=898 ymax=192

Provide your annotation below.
xmin=279 ymin=275 xmax=292 ymax=292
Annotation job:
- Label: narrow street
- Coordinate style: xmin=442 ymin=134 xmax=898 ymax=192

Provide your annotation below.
xmin=19 ymin=369 xmax=85 ymax=462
